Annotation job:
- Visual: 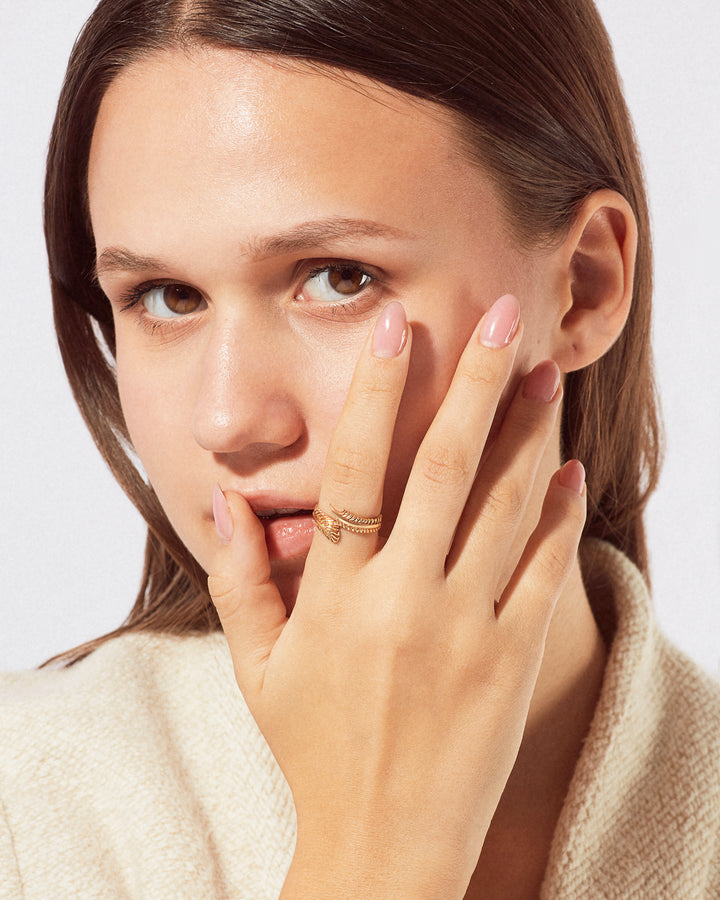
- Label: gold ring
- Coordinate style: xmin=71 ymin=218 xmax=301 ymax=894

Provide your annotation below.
xmin=313 ymin=505 xmax=382 ymax=543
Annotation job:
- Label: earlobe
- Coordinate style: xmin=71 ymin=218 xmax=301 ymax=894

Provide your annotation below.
xmin=552 ymin=190 xmax=638 ymax=373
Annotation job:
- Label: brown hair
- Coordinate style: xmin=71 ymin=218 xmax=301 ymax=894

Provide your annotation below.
xmin=43 ymin=0 xmax=661 ymax=665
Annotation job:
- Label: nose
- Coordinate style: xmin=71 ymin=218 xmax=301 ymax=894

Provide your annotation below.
xmin=191 ymin=313 xmax=305 ymax=457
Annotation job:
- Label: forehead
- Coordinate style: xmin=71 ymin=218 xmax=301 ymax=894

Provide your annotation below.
xmin=87 ymin=46 xmax=511 ymax=270
xmin=92 ymin=45 xmax=465 ymax=159
xmin=91 ymin=49 xmax=495 ymax=198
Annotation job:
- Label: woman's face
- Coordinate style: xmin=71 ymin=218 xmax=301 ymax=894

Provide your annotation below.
xmin=89 ymin=47 xmax=558 ymax=611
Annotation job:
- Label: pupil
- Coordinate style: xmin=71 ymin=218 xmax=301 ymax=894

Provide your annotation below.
xmin=329 ymin=266 xmax=364 ymax=295
xmin=165 ymin=285 xmax=199 ymax=313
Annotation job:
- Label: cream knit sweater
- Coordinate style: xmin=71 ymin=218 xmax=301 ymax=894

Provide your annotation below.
xmin=1 ymin=541 xmax=719 ymax=898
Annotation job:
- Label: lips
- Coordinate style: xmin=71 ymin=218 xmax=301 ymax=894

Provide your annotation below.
xmin=210 ymin=490 xmax=318 ymax=561
xmin=256 ymin=509 xmax=316 ymax=560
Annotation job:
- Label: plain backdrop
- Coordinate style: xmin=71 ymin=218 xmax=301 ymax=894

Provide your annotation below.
xmin=1 ymin=0 xmax=718 ymax=673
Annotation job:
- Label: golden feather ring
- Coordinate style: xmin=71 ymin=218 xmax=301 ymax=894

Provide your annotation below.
xmin=312 ymin=505 xmax=382 ymax=543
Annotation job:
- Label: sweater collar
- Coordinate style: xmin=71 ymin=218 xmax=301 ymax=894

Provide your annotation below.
xmin=541 ymin=538 xmax=662 ymax=895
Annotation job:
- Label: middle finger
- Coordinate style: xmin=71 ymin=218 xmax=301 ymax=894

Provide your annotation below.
xmin=391 ymin=294 xmax=522 ymax=569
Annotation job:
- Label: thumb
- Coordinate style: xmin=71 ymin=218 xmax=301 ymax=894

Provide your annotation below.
xmin=207 ymin=484 xmax=287 ymax=702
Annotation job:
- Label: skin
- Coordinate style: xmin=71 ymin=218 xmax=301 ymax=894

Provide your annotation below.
xmin=89 ymin=47 xmax=636 ymax=898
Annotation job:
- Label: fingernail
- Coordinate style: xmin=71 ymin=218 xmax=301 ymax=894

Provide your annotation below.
xmin=559 ymin=460 xmax=586 ymax=495
xmin=523 ymin=360 xmax=561 ymax=402
xmin=479 ymin=294 xmax=520 ymax=348
xmin=213 ymin=483 xmax=234 ymax=543
xmin=372 ymin=301 xmax=408 ymax=358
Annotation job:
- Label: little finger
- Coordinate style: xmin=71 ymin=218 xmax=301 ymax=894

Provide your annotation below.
xmin=496 ymin=460 xmax=587 ymax=647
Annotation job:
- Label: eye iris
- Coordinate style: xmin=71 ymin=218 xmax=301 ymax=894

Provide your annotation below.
xmin=328 ymin=266 xmax=367 ymax=295
xmin=163 ymin=285 xmax=202 ymax=313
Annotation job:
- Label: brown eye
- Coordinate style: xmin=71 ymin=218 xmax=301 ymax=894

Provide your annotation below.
xmin=327 ymin=265 xmax=369 ymax=295
xmin=302 ymin=264 xmax=373 ymax=305
xmin=142 ymin=283 xmax=205 ymax=318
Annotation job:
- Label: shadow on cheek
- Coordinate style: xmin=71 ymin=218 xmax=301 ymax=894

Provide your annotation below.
xmin=384 ymin=320 xmax=442 ymax=507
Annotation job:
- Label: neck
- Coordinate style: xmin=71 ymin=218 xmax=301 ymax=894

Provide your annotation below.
xmin=467 ymin=557 xmax=608 ymax=899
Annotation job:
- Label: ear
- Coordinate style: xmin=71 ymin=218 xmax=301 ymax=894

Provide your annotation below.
xmin=550 ymin=189 xmax=638 ymax=373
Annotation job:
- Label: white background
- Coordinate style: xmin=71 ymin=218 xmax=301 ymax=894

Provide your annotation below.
xmin=1 ymin=1 xmax=718 ymax=672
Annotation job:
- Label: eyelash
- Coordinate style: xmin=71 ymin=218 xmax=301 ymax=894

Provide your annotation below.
xmin=116 ymin=261 xmax=380 ymax=331
xmin=118 ymin=285 xmax=159 ymax=314
xmin=115 ymin=284 xmax=179 ymax=338
xmin=298 ymin=263 xmax=379 ymax=314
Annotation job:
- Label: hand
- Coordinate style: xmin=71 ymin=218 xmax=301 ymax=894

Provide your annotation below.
xmin=207 ymin=295 xmax=586 ymax=898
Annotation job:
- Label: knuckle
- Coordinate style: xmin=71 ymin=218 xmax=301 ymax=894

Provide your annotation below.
xmin=419 ymin=443 xmax=471 ymax=490
xmin=483 ymin=478 xmax=525 ymax=521
xmin=207 ymin=573 xmax=242 ymax=620
xmin=356 ymin=371 xmax=398 ymax=404
xmin=462 ymin=358 xmax=504 ymax=391
xmin=377 ymin=605 xmax=440 ymax=665
xmin=552 ymin=492 xmax=588 ymax=534
xmin=568 ymin=501 xmax=588 ymax=530
xmin=327 ymin=444 xmax=380 ymax=489
xmin=504 ymin=405 xmax=554 ymax=445
xmin=385 ymin=616 xmax=423 ymax=657
xmin=535 ymin=542 xmax=573 ymax=585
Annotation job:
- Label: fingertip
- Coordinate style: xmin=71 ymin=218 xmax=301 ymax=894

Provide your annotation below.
xmin=372 ymin=300 xmax=408 ymax=359
xmin=208 ymin=488 xmax=282 ymax=632
xmin=558 ymin=460 xmax=586 ymax=496
xmin=213 ymin=486 xmax=269 ymax=552
xmin=478 ymin=293 xmax=521 ymax=349
xmin=522 ymin=360 xmax=562 ymax=404
xmin=213 ymin=483 xmax=234 ymax=543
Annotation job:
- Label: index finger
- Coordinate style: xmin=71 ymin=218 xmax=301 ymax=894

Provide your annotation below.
xmin=309 ymin=301 xmax=411 ymax=569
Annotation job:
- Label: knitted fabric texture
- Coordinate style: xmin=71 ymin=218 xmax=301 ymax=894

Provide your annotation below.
xmin=1 ymin=540 xmax=719 ymax=898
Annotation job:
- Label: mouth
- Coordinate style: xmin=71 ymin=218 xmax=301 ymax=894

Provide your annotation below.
xmin=255 ymin=508 xmax=311 ymax=519
xmin=252 ymin=506 xmax=316 ymax=561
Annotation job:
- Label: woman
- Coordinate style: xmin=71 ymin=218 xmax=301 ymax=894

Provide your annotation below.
xmin=2 ymin=0 xmax=719 ymax=897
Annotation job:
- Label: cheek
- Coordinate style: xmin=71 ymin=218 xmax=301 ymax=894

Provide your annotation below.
xmin=115 ymin=345 xmax=218 ymax=565
xmin=300 ymin=343 xmax=360 ymax=456
xmin=115 ymin=348 xmax=194 ymax=499
xmin=117 ymin=357 xmax=159 ymax=463
xmin=382 ymin=300 xmax=533 ymax=519
xmin=117 ymin=357 xmax=151 ymax=459
xmin=382 ymin=317 xmax=470 ymax=517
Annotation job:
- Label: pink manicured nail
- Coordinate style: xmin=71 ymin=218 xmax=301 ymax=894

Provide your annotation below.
xmin=213 ymin=483 xmax=234 ymax=543
xmin=479 ymin=294 xmax=520 ymax=348
xmin=523 ymin=360 xmax=561 ymax=402
xmin=372 ymin=301 xmax=408 ymax=358
xmin=559 ymin=460 xmax=586 ymax=495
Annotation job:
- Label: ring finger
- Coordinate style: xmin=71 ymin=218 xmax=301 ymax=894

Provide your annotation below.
xmin=446 ymin=358 xmax=562 ymax=591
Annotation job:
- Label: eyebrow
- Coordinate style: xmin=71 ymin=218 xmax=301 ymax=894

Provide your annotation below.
xmin=95 ymin=217 xmax=415 ymax=279
xmin=246 ymin=217 xmax=414 ymax=258
xmin=94 ymin=248 xmax=169 ymax=280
